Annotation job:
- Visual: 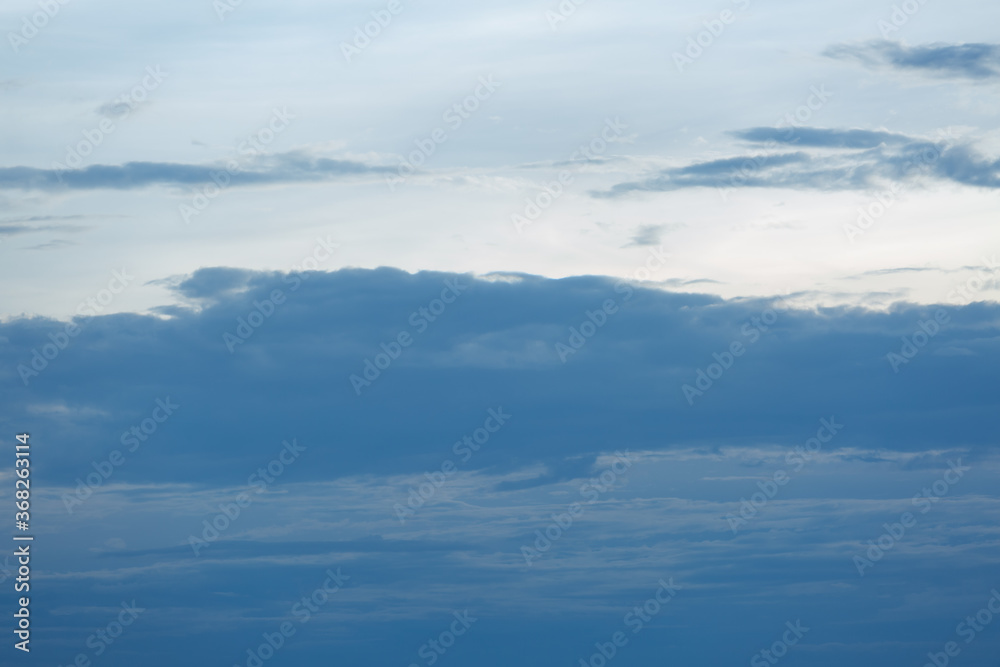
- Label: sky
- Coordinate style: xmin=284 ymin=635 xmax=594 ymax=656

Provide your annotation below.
xmin=2 ymin=0 xmax=1000 ymax=666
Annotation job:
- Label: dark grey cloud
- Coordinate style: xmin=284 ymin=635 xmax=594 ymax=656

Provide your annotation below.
xmin=3 ymin=266 xmax=997 ymax=490
xmin=172 ymin=267 xmax=257 ymax=301
xmin=826 ymin=40 xmax=1000 ymax=79
xmin=8 ymin=267 xmax=999 ymax=666
xmin=930 ymin=144 xmax=1000 ymax=188
xmin=596 ymin=129 xmax=1000 ymax=197
xmin=0 ymin=150 xmax=394 ymax=191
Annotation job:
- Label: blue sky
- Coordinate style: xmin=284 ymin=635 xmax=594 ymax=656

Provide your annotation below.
xmin=2 ymin=1 xmax=1000 ymax=665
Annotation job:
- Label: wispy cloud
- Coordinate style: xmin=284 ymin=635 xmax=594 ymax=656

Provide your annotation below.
xmin=730 ymin=127 xmax=911 ymax=149
xmin=25 ymin=239 xmax=77 ymax=251
xmin=0 ymin=223 xmax=88 ymax=237
xmin=624 ymin=224 xmax=675 ymax=247
xmin=595 ymin=128 xmax=1000 ymax=197
xmin=826 ymin=40 xmax=1000 ymax=79
xmin=0 ymin=150 xmax=395 ymax=192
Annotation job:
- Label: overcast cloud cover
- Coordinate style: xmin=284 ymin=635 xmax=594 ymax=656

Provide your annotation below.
xmin=2 ymin=0 xmax=1000 ymax=665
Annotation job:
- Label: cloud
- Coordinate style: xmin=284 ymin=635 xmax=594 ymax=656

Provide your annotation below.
xmin=97 ymin=101 xmax=134 ymax=119
xmin=596 ymin=128 xmax=1000 ymax=196
xmin=1 ymin=214 xmax=89 ymax=224
xmin=0 ymin=215 xmax=92 ymax=237
xmin=623 ymin=224 xmax=671 ymax=247
xmin=730 ymin=127 xmax=911 ymax=149
xmin=0 ymin=224 xmax=82 ymax=237
xmin=826 ymin=40 xmax=1000 ymax=79
xmin=25 ymin=239 xmax=77 ymax=250
xmin=849 ymin=267 xmax=942 ymax=279
xmin=0 ymin=150 xmax=395 ymax=192
xmin=7 ymin=266 xmax=999 ymax=665
xmin=172 ymin=267 xmax=257 ymax=302
xmin=4 ymin=266 xmax=998 ymax=489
